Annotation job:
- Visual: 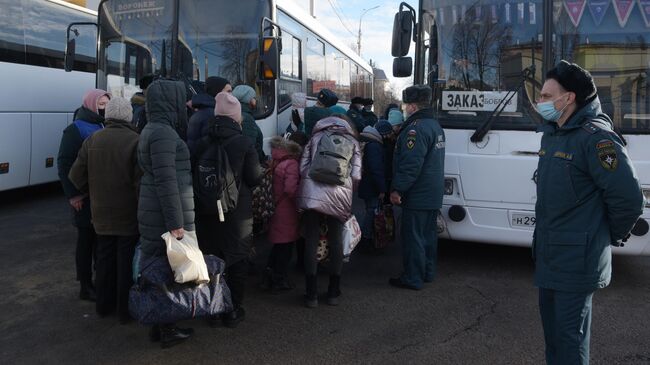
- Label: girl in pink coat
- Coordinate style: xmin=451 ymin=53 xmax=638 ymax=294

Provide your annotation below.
xmin=264 ymin=136 xmax=303 ymax=292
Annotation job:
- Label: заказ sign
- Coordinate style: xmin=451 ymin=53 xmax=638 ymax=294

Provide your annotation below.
xmin=442 ymin=91 xmax=517 ymax=113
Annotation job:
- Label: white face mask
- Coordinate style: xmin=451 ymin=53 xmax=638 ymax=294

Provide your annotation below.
xmin=402 ymin=105 xmax=412 ymax=120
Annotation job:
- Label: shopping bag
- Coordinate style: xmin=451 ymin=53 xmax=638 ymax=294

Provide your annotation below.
xmin=343 ymin=215 xmax=362 ymax=256
xmin=374 ymin=205 xmax=395 ymax=248
xmin=252 ymin=168 xmax=275 ymax=233
xmin=129 ymin=254 xmax=233 ymax=325
xmin=161 ymin=230 xmax=209 ymax=284
xmin=317 ymin=218 xmax=329 ymax=262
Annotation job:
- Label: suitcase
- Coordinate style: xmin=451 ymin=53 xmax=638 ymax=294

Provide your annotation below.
xmin=129 ymin=254 xmax=233 ymax=325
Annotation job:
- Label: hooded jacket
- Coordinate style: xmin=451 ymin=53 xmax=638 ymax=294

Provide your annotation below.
xmin=533 ymin=96 xmax=644 ymax=292
xmin=358 ymin=128 xmax=387 ymax=199
xmin=268 ymin=136 xmax=302 ymax=244
xmin=137 ymin=80 xmax=194 ymax=257
xmin=186 ymin=93 xmax=216 ymax=155
xmin=297 ymin=117 xmax=362 ymax=221
xmin=68 ymin=118 xmax=141 ymax=236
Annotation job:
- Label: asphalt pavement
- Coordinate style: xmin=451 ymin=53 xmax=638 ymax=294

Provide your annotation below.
xmin=0 ymin=184 xmax=649 ymax=364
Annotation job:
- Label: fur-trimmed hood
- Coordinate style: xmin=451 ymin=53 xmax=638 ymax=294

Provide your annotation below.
xmin=270 ymin=135 xmax=302 ymax=159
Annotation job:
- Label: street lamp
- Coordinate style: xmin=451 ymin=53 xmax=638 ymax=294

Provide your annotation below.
xmin=358 ymin=5 xmax=380 ymax=56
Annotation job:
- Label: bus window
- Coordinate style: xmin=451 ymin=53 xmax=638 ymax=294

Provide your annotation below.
xmin=0 ymin=0 xmax=26 ymax=64
xmin=279 ymin=32 xmax=302 ymax=109
xmin=24 ymin=0 xmax=96 ymax=72
xmin=306 ymin=36 xmax=326 ymax=97
xmin=553 ymin=3 xmax=650 ymax=133
xmin=327 ymin=46 xmax=350 ymax=101
xmin=177 ymin=0 xmax=273 ymax=118
xmin=423 ymin=0 xmax=543 ymax=130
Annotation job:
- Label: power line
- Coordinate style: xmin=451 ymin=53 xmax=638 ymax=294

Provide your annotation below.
xmin=326 ymin=0 xmax=356 ymax=36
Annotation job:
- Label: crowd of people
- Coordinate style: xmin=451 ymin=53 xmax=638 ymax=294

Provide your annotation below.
xmin=57 ymin=75 xmax=445 ymax=349
xmin=54 ymin=61 xmax=642 ymax=364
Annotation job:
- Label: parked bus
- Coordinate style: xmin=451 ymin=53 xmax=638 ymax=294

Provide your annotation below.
xmin=65 ymin=0 xmax=373 ymax=151
xmin=390 ymin=0 xmax=650 ymax=255
xmin=0 ymin=0 xmax=97 ymax=191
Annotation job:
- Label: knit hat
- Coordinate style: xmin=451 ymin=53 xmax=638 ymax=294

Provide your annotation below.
xmin=403 ymin=85 xmax=432 ymax=104
xmin=206 ymin=76 xmax=230 ymax=97
xmin=317 ymin=88 xmax=338 ymax=107
xmin=232 ymin=85 xmax=257 ymax=104
xmin=375 ymin=120 xmax=393 ymax=136
xmin=360 ymin=126 xmax=383 ymax=144
xmin=105 ymin=96 xmax=133 ymax=122
xmin=388 ymin=109 xmax=404 ymax=126
xmin=214 ymin=91 xmax=242 ymax=122
xmin=546 ymin=60 xmax=597 ymax=105
xmin=139 ymin=74 xmax=155 ymax=90
xmin=82 ymin=89 xmax=111 ymax=113
xmin=329 ymin=105 xmax=347 ymax=115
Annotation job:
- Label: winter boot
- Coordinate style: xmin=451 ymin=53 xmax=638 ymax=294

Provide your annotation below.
xmin=304 ymin=274 xmax=318 ymax=308
xmin=326 ymin=275 xmax=341 ymax=306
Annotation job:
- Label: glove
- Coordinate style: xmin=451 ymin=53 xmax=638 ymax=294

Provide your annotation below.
xmin=292 ymin=109 xmax=302 ymax=128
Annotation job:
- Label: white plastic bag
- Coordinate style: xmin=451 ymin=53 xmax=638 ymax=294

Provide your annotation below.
xmin=161 ymin=230 xmax=210 ymax=284
xmin=343 ymin=216 xmax=362 ymax=256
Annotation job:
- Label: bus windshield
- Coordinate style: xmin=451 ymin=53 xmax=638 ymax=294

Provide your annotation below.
xmin=97 ymin=0 xmax=273 ymax=117
xmin=422 ymin=0 xmax=650 ymax=133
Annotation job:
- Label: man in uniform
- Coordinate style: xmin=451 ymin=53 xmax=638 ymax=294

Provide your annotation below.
xmin=389 ymin=85 xmax=445 ymax=290
xmin=534 ymin=60 xmax=644 ymax=364
xmin=361 ymin=98 xmax=378 ymax=127
xmin=347 ymin=96 xmax=367 ymax=133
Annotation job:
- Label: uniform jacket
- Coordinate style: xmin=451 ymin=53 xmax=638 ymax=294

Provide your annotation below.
xmin=533 ymin=96 xmax=644 ymax=292
xmin=267 ymin=137 xmax=302 ymax=244
xmin=297 ymin=117 xmax=362 ymax=221
xmin=240 ymin=103 xmax=267 ymax=163
xmin=392 ymin=108 xmax=445 ymax=210
xmin=57 ymin=106 xmax=104 ymax=227
xmin=186 ymin=93 xmax=215 ymax=155
xmin=358 ymin=133 xmax=387 ymax=200
xmin=346 ymin=106 xmax=366 ymax=133
xmin=137 ymin=80 xmax=194 ymax=257
xmin=362 ymin=109 xmax=378 ymax=128
xmin=304 ymin=106 xmax=333 ymax=137
xmin=68 ymin=119 xmax=142 ymax=236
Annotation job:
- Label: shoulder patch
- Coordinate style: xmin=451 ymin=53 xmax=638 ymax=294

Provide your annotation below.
xmin=582 ymin=122 xmax=600 ymax=134
xmin=408 ymin=130 xmax=417 ymax=136
xmin=596 ymin=139 xmax=618 ymax=171
xmin=406 ymin=135 xmax=416 ymax=149
xmin=538 ymin=149 xmax=546 ymax=156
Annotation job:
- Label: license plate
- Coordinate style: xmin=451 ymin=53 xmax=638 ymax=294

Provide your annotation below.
xmin=511 ymin=213 xmax=536 ymax=228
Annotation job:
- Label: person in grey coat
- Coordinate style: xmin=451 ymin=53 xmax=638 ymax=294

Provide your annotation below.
xmin=136 ymin=79 xmax=195 ymax=349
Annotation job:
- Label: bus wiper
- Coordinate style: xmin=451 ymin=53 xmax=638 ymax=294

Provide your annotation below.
xmin=470 ymin=65 xmax=535 ymax=143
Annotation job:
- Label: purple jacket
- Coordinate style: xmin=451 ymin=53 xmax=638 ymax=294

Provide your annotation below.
xmin=297 ymin=117 xmax=362 ymax=221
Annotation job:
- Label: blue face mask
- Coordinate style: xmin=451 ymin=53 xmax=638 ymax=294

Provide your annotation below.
xmin=536 ymin=94 xmax=568 ymax=122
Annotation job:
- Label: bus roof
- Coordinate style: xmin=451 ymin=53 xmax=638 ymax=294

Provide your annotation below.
xmin=276 ymin=0 xmax=372 ymax=74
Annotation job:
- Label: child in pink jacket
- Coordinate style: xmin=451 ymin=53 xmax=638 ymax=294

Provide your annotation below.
xmin=264 ymin=135 xmax=303 ymax=292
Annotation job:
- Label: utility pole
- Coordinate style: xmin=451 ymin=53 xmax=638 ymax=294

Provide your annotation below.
xmin=357 ymin=5 xmax=380 ymax=55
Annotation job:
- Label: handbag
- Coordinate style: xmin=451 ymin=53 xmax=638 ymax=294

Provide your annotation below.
xmin=252 ymin=168 xmax=275 ymax=232
xmin=374 ymin=204 xmax=395 ymax=249
xmin=161 ymin=231 xmax=209 ymax=284
xmin=317 ymin=217 xmax=329 ymax=262
xmin=343 ymin=215 xmax=362 ymax=256
xmin=129 ymin=255 xmax=233 ymax=325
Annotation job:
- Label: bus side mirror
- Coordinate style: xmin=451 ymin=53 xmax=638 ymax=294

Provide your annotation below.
xmin=259 ymin=36 xmax=280 ymax=80
xmin=393 ymin=57 xmax=413 ymax=77
xmin=391 ymin=8 xmax=414 ymax=57
xmin=65 ymin=38 xmax=76 ymax=72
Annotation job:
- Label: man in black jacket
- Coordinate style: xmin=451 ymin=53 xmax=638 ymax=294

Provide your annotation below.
xmin=195 ymin=91 xmax=263 ymax=328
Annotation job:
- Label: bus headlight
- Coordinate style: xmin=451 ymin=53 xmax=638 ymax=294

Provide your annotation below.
xmin=444 ymin=178 xmax=454 ymax=195
xmin=643 ymin=189 xmax=650 ymax=207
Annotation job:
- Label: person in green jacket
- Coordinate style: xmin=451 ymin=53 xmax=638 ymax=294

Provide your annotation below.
xmin=304 ymin=88 xmax=337 ymax=137
xmin=389 ymin=85 xmax=445 ymax=290
xmin=347 ymin=96 xmax=367 ymax=133
xmin=232 ymin=85 xmax=267 ymax=164
xmin=534 ymin=60 xmax=644 ymax=365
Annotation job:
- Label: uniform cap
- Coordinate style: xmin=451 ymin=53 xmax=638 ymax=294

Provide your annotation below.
xmin=317 ymin=88 xmax=338 ymax=107
xmin=546 ymin=60 xmax=597 ymax=105
xmin=402 ymin=85 xmax=432 ymax=104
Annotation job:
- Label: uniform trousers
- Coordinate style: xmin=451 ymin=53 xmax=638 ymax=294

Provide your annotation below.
xmin=95 ymin=234 xmax=138 ymax=318
xmin=400 ymin=208 xmax=438 ymax=288
xmin=539 ymin=288 xmax=594 ymax=365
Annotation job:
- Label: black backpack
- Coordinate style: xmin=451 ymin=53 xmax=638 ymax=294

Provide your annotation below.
xmin=192 ymin=135 xmax=239 ymax=217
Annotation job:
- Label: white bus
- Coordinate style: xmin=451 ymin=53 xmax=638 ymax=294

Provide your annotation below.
xmin=391 ymin=0 xmax=650 ymax=255
xmin=68 ymin=0 xmax=372 ymax=150
xmin=0 ymin=0 xmax=97 ymax=191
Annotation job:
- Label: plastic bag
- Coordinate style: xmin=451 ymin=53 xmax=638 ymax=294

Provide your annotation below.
xmin=343 ymin=215 xmax=362 ymax=256
xmin=161 ymin=230 xmax=209 ymax=284
xmin=374 ymin=205 xmax=395 ymax=249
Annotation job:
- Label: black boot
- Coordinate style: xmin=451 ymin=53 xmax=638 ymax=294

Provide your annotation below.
xmin=79 ymin=281 xmax=96 ymax=302
xmin=222 ymin=306 xmax=246 ymax=328
xmin=326 ymin=275 xmax=341 ymax=306
xmin=304 ymin=275 xmax=318 ymax=308
xmin=259 ymin=267 xmax=272 ymax=291
xmin=159 ymin=324 xmax=193 ymax=349
xmin=149 ymin=324 xmax=194 ymax=343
